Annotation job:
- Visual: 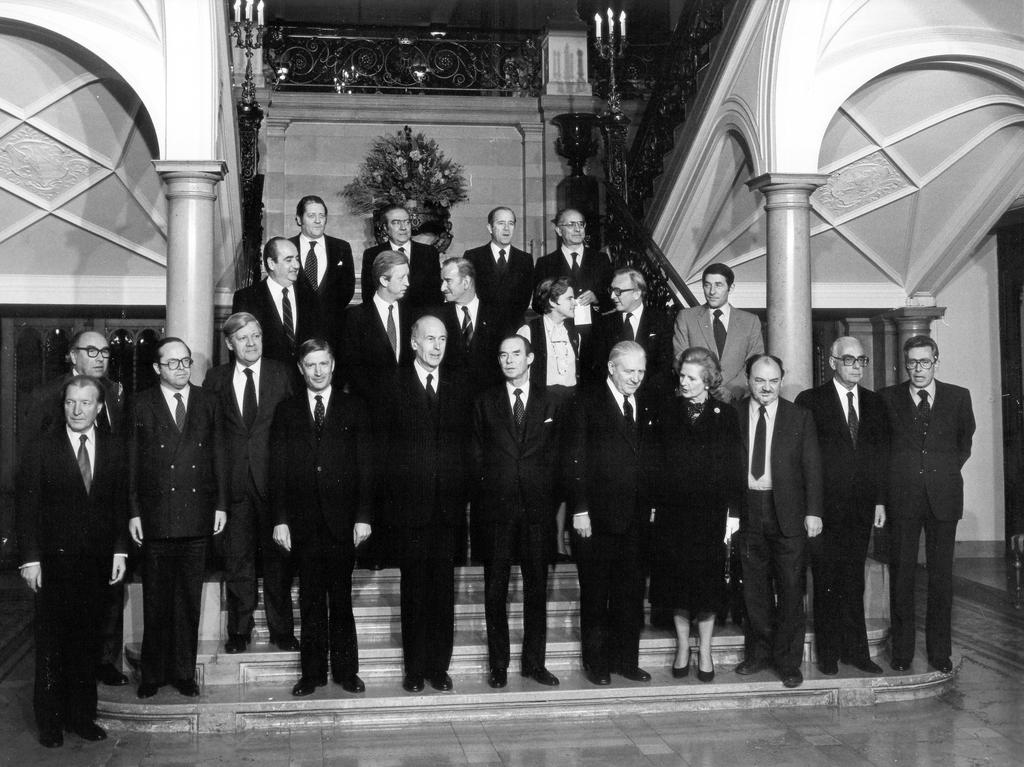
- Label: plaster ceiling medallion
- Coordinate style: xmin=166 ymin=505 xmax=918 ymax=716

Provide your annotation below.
xmin=0 ymin=124 xmax=100 ymax=201
xmin=813 ymin=151 xmax=910 ymax=216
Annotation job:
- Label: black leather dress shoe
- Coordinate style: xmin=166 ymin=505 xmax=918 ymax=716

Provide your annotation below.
xmin=843 ymin=656 xmax=884 ymax=674
xmin=818 ymin=658 xmax=839 ymax=675
xmin=68 ymin=721 xmax=107 ymax=741
xmin=929 ymin=657 xmax=953 ymax=674
xmin=584 ymin=667 xmax=611 ymax=686
xmin=137 ymin=682 xmax=160 ymax=699
xmin=337 ymin=674 xmax=366 ymax=693
xmin=488 ymin=669 xmax=508 ymax=689
xmin=617 ymin=666 xmax=651 ymax=682
xmin=292 ymin=676 xmax=323 ymax=697
xmin=779 ymin=668 xmax=803 ymax=688
xmin=734 ymin=659 xmax=769 ymax=676
xmin=428 ymin=672 xmax=453 ymax=691
xmin=96 ymin=663 xmax=129 ymax=686
xmin=225 ymin=634 xmax=249 ymax=654
xmin=890 ymin=658 xmax=911 ymax=672
xmin=173 ymin=679 xmax=200 ymax=697
xmin=522 ymin=667 xmax=559 ymax=686
xmin=271 ymin=634 xmax=300 ymax=651
xmin=38 ymin=728 xmax=63 ymax=748
xmin=402 ymin=675 xmax=424 ymax=693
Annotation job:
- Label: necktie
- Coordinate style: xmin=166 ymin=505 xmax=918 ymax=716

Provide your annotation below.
xmin=426 ymin=372 xmax=436 ymax=404
xmin=513 ymin=388 xmax=525 ymax=438
xmin=497 ymin=249 xmax=508 ymax=274
xmin=713 ymin=308 xmax=727 ymax=357
xmin=751 ymin=405 xmax=766 ymax=479
xmin=847 ymin=390 xmax=859 ymax=446
xmin=623 ymin=394 xmax=635 ymax=429
xmin=570 ymin=252 xmax=580 ymax=285
xmin=622 ymin=312 xmax=635 ymax=342
xmin=304 ymin=241 xmax=318 ymax=291
xmin=282 ymin=287 xmax=295 ymax=347
xmin=77 ymin=434 xmax=91 ymax=493
xmin=386 ymin=304 xmax=398 ymax=357
xmin=461 ymin=305 xmax=474 ymax=349
xmin=174 ymin=393 xmax=186 ymax=432
xmin=397 ymin=246 xmax=406 ymax=256
xmin=314 ymin=394 xmax=325 ymax=437
xmin=917 ymin=389 xmax=931 ymax=415
xmin=242 ymin=368 xmax=257 ymax=431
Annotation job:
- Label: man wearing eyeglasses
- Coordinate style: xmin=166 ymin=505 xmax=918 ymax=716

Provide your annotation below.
xmin=533 ymin=208 xmax=614 ymax=323
xmin=19 ymin=329 xmax=129 ymax=688
xmin=795 ymin=337 xmax=889 ymax=676
xmin=880 ymin=335 xmax=974 ymax=675
xmin=129 ymin=337 xmax=228 ymax=699
xmin=360 ymin=204 xmax=442 ymax=311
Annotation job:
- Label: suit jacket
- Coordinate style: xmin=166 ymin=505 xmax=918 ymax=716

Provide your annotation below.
xmin=361 ymin=240 xmax=442 ymax=310
xmin=339 ymin=299 xmax=414 ymax=412
xmin=463 ymin=243 xmax=533 ymax=332
xmin=201 ymin=359 xmax=294 ymax=508
xmin=290 ymin=234 xmax=355 ymax=344
xmin=795 ymin=382 xmax=889 ymax=521
xmin=382 ymin=368 xmax=471 ymax=528
xmin=879 ymin=380 xmax=974 ymax=521
xmin=533 ymin=247 xmax=615 ymax=314
xmin=439 ymin=300 xmax=504 ymax=395
xmin=570 ymin=383 xmax=656 ymax=535
xmin=673 ymin=304 xmax=764 ymax=402
xmin=592 ymin=305 xmax=675 ymax=393
xmin=269 ymin=390 xmax=374 ymax=544
xmin=17 ymin=427 xmax=128 ymax=564
xmin=737 ymin=397 xmax=824 ymax=537
xmin=19 ymin=373 xmax=126 ymax=449
xmin=471 ymin=383 xmax=569 ymax=526
xmin=231 ymin=278 xmax=325 ymax=365
xmin=128 ymin=384 xmax=229 ymax=538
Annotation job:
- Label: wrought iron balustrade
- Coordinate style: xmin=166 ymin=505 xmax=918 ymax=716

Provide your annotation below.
xmin=264 ymin=25 xmax=542 ymax=96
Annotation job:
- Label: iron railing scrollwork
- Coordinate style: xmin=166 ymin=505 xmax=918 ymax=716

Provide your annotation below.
xmin=264 ymin=25 xmax=542 ymax=96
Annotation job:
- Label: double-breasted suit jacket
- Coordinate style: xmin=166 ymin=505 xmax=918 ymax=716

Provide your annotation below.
xmin=290 ymin=234 xmax=355 ymax=344
xmin=533 ymin=247 xmax=615 ymax=314
xmin=463 ymin=243 xmax=534 ymax=332
xmin=231 ymin=279 xmax=325 ymax=366
xmin=673 ymin=306 xmax=764 ymax=402
xmin=361 ymin=241 xmax=442 ymax=310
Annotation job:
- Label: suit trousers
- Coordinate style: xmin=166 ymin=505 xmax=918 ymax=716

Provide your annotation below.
xmin=220 ymin=495 xmax=258 ymax=638
xmin=483 ymin=516 xmax=550 ymax=673
xmin=33 ymin=554 xmax=106 ymax=731
xmin=888 ymin=482 xmax=958 ymax=663
xmin=257 ymin=492 xmax=295 ymax=641
xmin=740 ymin=490 xmax=807 ymax=671
xmin=140 ymin=537 xmax=207 ymax=685
xmin=808 ymin=506 xmax=873 ymax=664
xmin=98 ymin=567 xmax=128 ymax=667
xmin=296 ymin=531 xmax=358 ymax=681
xmin=397 ymin=524 xmax=456 ymax=678
xmin=571 ymin=527 xmax=644 ymax=674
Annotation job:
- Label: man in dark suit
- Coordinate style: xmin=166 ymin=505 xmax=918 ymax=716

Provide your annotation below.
xmin=795 ymin=336 xmax=888 ymax=676
xmin=463 ymin=206 xmax=533 ymax=332
xmin=472 ymin=334 xmax=568 ymax=689
xmin=880 ymin=335 xmax=975 ymax=674
xmin=270 ymin=338 xmax=373 ymax=697
xmin=533 ymin=207 xmax=614 ymax=321
xmin=383 ymin=315 xmax=470 ymax=693
xmin=673 ymin=263 xmax=764 ymax=402
xmin=733 ymin=354 xmax=823 ymax=689
xmin=129 ymin=337 xmax=228 ymax=699
xmin=439 ymin=257 xmax=503 ymax=397
xmin=593 ymin=267 xmax=674 ymax=395
xmin=202 ymin=312 xmax=296 ymax=654
xmin=360 ymin=204 xmax=441 ymax=309
xmin=570 ymin=341 xmax=654 ymax=685
xmin=289 ymin=195 xmax=355 ymax=344
xmin=232 ymin=237 xmax=324 ymax=367
xmin=17 ymin=376 xmax=127 ymax=747
xmin=19 ymin=329 xmax=129 ymax=687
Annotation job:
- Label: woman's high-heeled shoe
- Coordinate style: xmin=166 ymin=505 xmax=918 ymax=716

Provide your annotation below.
xmin=697 ymin=658 xmax=715 ymax=683
xmin=671 ymin=650 xmax=691 ymax=678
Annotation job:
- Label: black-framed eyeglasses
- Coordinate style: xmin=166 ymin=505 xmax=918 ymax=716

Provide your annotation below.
xmin=158 ymin=357 xmax=193 ymax=370
xmin=608 ymin=287 xmax=637 ymax=298
xmin=831 ymin=355 xmax=869 ymax=367
xmin=905 ymin=358 xmax=935 ymax=370
xmin=73 ymin=345 xmax=111 ymax=359
xmin=557 ymin=221 xmax=586 ymax=229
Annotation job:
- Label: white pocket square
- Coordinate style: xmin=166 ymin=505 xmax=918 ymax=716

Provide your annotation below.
xmin=544 ymin=418 xmax=553 ymax=423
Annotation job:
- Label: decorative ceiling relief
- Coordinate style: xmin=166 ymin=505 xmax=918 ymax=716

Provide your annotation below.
xmin=813 ymin=151 xmax=910 ymax=216
xmin=0 ymin=124 xmax=99 ymax=201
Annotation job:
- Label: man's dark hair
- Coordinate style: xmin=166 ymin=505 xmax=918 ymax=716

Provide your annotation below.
xmin=488 ymin=206 xmax=516 ymax=225
xmin=500 ymin=333 xmax=533 ymax=357
xmin=262 ymin=237 xmax=293 ymax=272
xmin=295 ymin=195 xmax=327 ymax=218
xmin=297 ymin=337 xmax=333 ymax=362
xmin=903 ymin=334 xmax=939 ymax=358
xmin=154 ymin=336 xmax=192 ymax=362
xmin=702 ymin=262 xmax=735 ymax=288
xmin=744 ymin=352 xmax=785 ymax=379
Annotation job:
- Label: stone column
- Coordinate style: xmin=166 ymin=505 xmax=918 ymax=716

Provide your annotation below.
xmin=888 ymin=307 xmax=947 ymax=383
xmin=746 ymin=173 xmax=827 ymax=398
xmin=518 ymin=122 xmax=547 ymax=261
xmin=154 ymin=160 xmax=228 ymax=379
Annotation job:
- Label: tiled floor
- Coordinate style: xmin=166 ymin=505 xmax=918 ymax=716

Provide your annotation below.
xmin=2 ymin=559 xmax=1023 ymax=766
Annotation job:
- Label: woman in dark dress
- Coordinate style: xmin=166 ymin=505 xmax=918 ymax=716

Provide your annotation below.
xmin=650 ymin=347 xmax=744 ymax=682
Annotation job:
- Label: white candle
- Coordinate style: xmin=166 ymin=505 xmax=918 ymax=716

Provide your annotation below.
xmin=233 ymin=0 xmax=241 ymax=23
xmin=607 ymin=7 xmax=614 ymax=38
xmin=257 ymin=0 xmax=264 ymax=26
xmin=620 ymin=10 xmax=626 ymax=40
xmin=245 ymin=0 xmax=253 ymax=22
xmin=594 ymin=12 xmax=602 ymax=41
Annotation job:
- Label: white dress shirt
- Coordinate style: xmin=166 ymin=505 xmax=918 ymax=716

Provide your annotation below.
xmin=267 ymin=278 xmax=299 ymax=327
xmin=298 ymin=235 xmax=327 ymax=288
xmin=372 ymin=292 xmax=402 ymax=362
xmin=233 ymin=358 xmax=262 ymax=410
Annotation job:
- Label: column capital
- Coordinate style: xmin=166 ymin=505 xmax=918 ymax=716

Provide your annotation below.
xmin=883 ymin=305 xmax=947 ymax=330
xmin=153 ymin=160 xmax=227 ymax=181
xmin=746 ymin=172 xmax=828 ymax=196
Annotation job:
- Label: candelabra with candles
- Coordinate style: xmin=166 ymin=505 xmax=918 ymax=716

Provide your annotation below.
xmin=232 ymin=0 xmax=265 ymax=110
xmin=593 ymin=8 xmax=627 ymax=115
xmin=594 ymin=8 xmax=630 ymax=201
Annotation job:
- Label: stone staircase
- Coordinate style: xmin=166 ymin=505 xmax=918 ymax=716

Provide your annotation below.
xmin=99 ymin=562 xmax=956 ymax=733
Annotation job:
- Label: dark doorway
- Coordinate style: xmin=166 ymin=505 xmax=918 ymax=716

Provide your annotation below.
xmin=996 ymin=218 xmax=1024 ymax=551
